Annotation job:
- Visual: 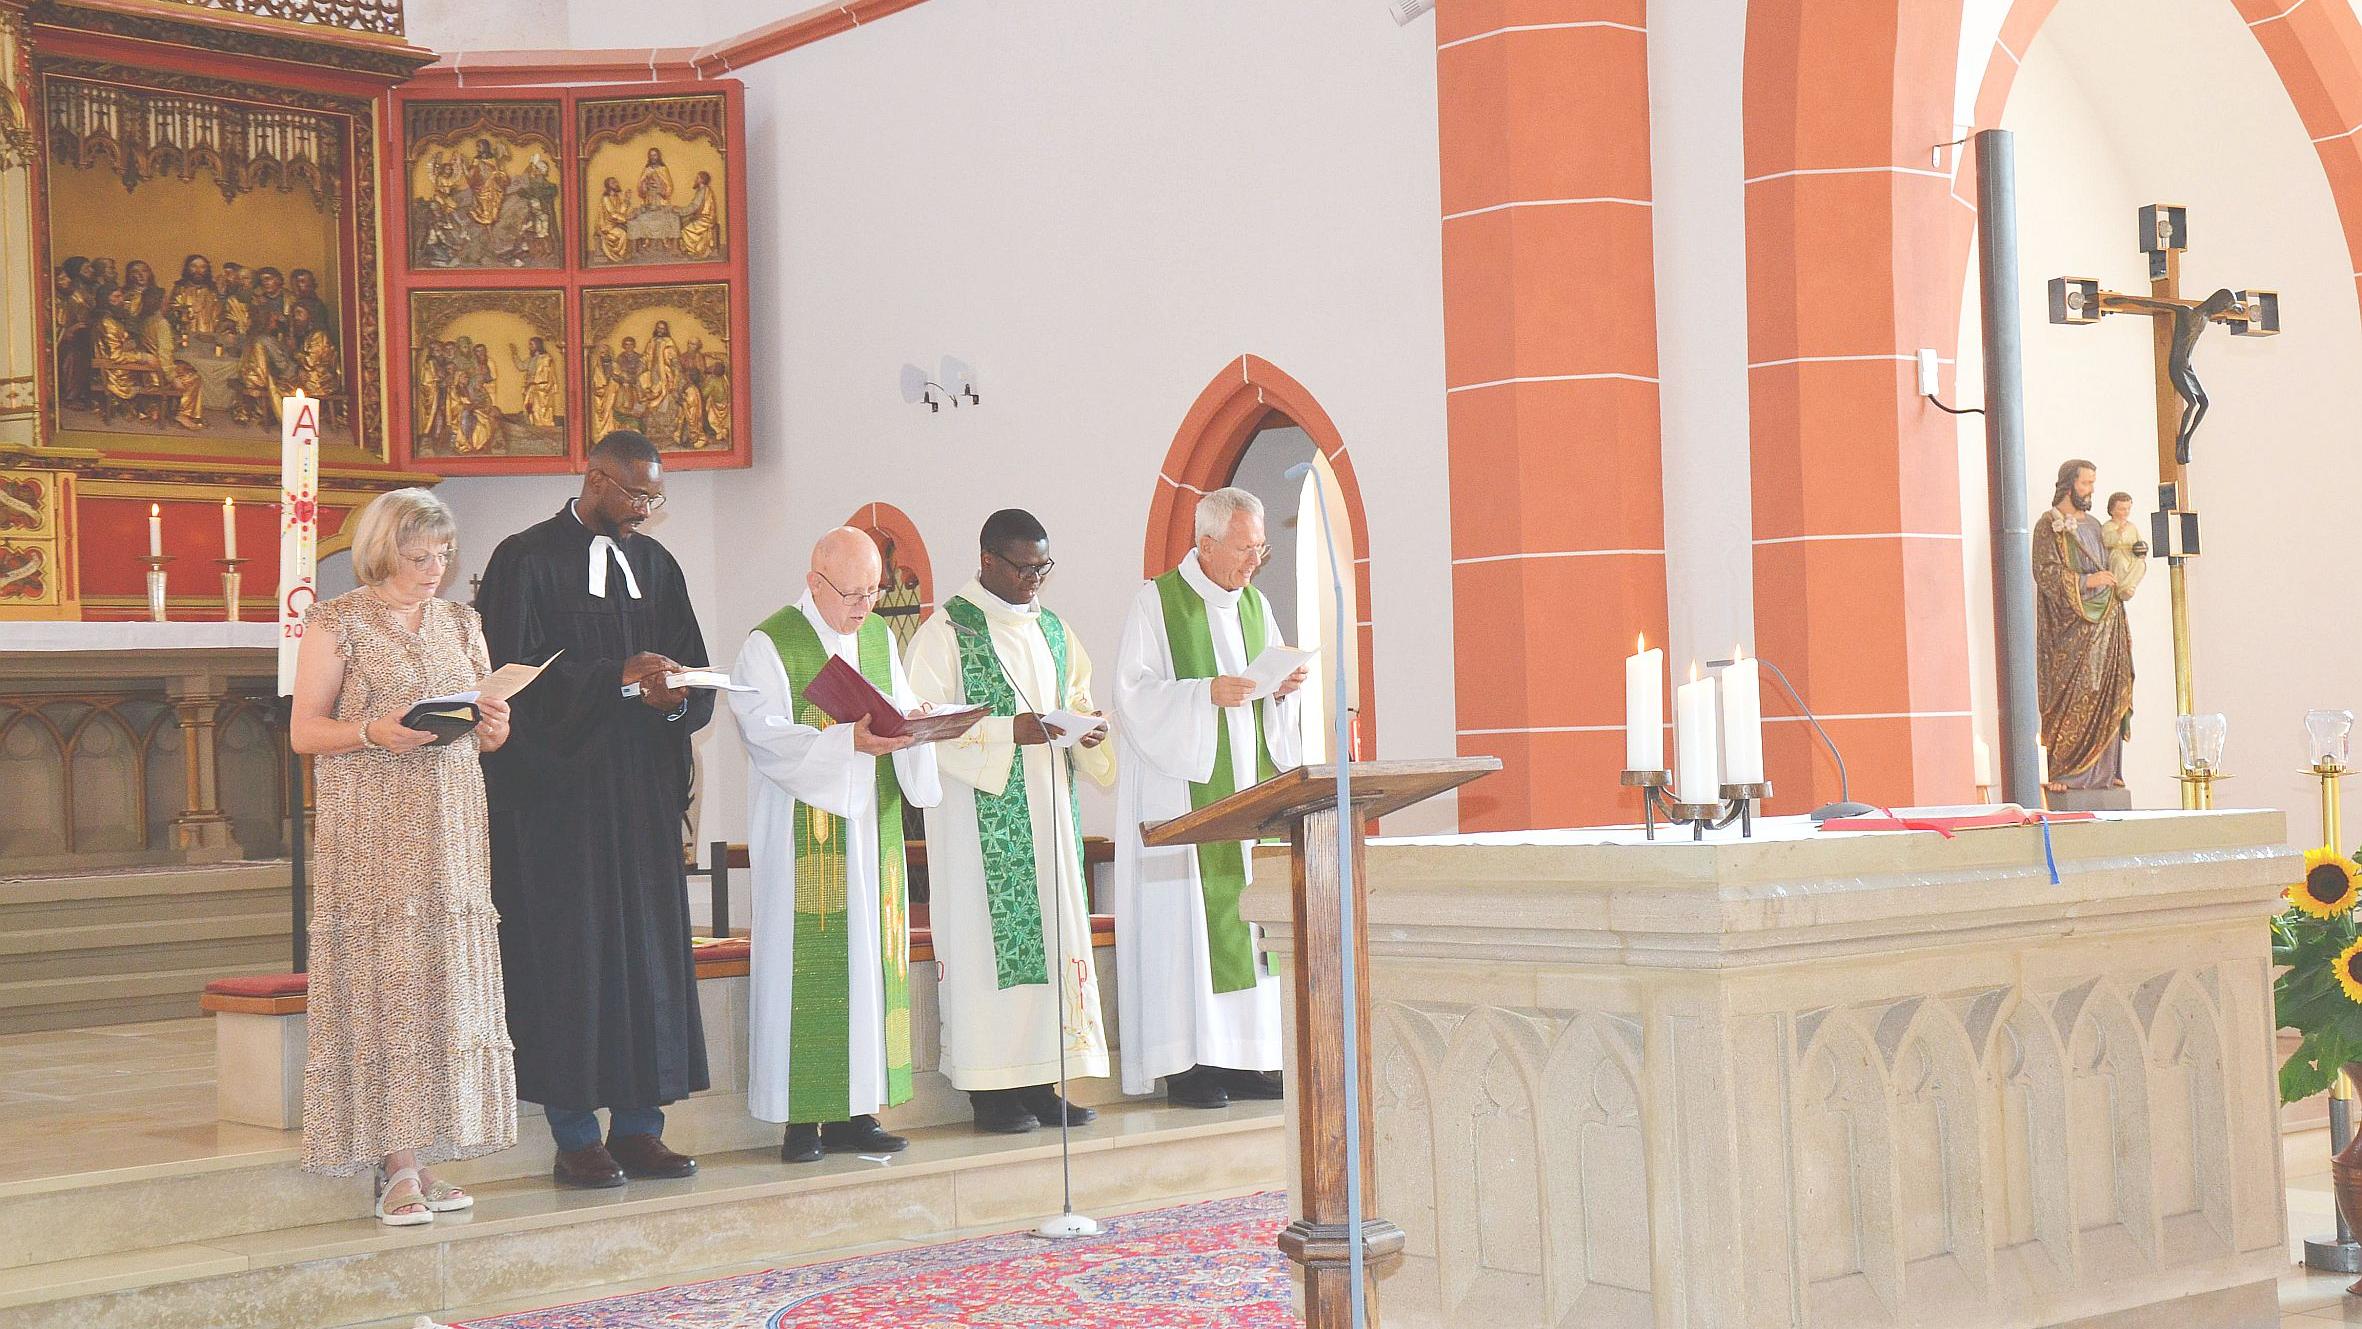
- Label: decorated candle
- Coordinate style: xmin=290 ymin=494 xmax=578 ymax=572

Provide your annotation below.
xmin=148 ymin=503 xmax=162 ymax=559
xmin=1675 ymin=666 xmax=1720 ymax=804
xmin=1718 ymin=649 xmax=1764 ymax=785
xmin=221 ymin=497 xmax=237 ymax=560
xmin=1624 ymin=635 xmax=1664 ymax=771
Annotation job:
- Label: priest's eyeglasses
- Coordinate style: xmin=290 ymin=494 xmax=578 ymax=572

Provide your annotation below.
xmin=593 ymin=470 xmax=667 ymax=512
xmin=815 ymin=569 xmax=885 ymax=606
xmin=988 ymin=550 xmax=1056 ymax=581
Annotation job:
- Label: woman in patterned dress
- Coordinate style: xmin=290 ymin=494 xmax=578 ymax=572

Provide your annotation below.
xmin=289 ymin=488 xmax=518 ymax=1225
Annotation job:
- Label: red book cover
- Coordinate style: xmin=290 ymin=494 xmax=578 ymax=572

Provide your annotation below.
xmin=802 ymin=655 xmax=986 ymax=743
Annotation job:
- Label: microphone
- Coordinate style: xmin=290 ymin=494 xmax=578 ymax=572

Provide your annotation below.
xmin=1706 ymin=655 xmax=1874 ymax=824
xmin=945 ymin=610 xmax=1099 ymax=1239
xmin=1282 ymin=459 xmax=1372 ymax=1329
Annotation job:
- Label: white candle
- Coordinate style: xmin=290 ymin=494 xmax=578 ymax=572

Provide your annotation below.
xmin=148 ymin=503 xmax=162 ymax=559
xmin=1624 ymin=634 xmax=1664 ymax=771
xmin=221 ymin=497 xmax=237 ymax=560
xmin=1718 ymin=649 xmax=1764 ymax=785
xmin=1973 ymin=734 xmax=1994 ymax=790
xmin=1675 ymin=665 xmax=1720 ymax=804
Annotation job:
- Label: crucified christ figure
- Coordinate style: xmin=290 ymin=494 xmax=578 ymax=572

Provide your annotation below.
xmin=2103 ymin=287 xmax=2242 ymax=465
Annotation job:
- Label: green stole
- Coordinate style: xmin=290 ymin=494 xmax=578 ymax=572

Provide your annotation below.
xmin=754 ymin=603 xmax=914 ymax=1122
xmin=942 ymin=596 xmax=1085 ymax=989
xmin=1154 ymin=568 xmax=1277 ymax=995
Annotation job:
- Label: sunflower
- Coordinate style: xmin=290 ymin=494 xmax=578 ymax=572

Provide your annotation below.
xmin=2337 ymin=938 xmax=2362 ymax=1006
xmin=2290 ymin=847 xmax=2361 ymax=919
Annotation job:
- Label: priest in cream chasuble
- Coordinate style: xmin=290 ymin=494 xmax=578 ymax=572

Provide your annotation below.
xmin=907 ymin=510 xmax=1115 ymax=1135
xmin=728 ymin=528 xmax=941 ymax=1162
xmin=1111 ymin=488 xmax=1307 ymax=1107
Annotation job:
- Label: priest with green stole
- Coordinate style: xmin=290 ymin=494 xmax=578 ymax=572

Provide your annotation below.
xmin=1111 ymin=487 xmax=1309 ymax=1108
xmin=727 ymin=528 xmax=942 ymax=1163
xmin=906 ymin=510 xmax=1116 ymax=1135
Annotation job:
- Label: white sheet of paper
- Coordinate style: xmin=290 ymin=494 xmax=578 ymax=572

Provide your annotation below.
xmin=666 ymin=669 xmax=757 ymax=693
xmin=1042 ymin=708 xmax=1108 ymax=749
xmin=1243 ymin=645 xmax=1317 ymax=701
xmin=411 ymin=689 xmax=481 ymax=710
xmin=478 ymin=649 xmax=563 ymax=703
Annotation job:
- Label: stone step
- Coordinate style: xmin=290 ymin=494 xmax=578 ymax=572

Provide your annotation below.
xmin=0 ymin=919 xmax=289 ymax=982
xmin=0 ymin=1101 xmax=1287 ymax=1329
xmin=0 ymin=864 xmax=290 ymax=931
xmin=0 ymin=965 xmax=259 ymax=1035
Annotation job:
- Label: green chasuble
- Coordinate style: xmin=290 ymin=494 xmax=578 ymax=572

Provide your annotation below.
xmin=754 ymin=605 xmax=915 ymax=1122
xmin=941 ymin=596 xmax=1086 ymax=990
xmin=1154 ymin=569 xmax=1278 ymax=994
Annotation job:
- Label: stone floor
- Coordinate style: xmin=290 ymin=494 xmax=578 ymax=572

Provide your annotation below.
xmin=8 ymin=1018 xmax=2362 ymax=1326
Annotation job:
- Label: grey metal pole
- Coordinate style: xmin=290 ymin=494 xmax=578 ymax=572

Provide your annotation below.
xmin=1976 ymin=129 xmax=2043 ymax=805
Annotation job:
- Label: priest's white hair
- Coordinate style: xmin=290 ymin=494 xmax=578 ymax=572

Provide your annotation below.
xmin=1193 ymin=486 xmax=1264 ymax=542
xmin=349 ymin=487 xmax=457 ymax=587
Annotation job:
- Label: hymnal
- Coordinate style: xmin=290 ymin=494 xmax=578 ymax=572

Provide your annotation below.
xmin=803 ymin=655 xmax=987 ymax=743
xmin=402 ymin=651 xmax=561 ymax=747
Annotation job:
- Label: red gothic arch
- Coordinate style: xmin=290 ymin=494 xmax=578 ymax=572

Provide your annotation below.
xmin=1147 ymin=355 xmax=1379 ymax=759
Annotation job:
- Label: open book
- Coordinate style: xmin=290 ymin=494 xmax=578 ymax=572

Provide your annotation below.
xmin=1819 ymin=803 xmax=2099 ymax=833
xmin=802 ymin=654 xmax=987 ymax=743
xmin=402 ymin=651 xmax=561 ymax=746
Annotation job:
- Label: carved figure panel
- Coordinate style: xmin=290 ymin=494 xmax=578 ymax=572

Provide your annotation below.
xmin=578 ymin=93 xmax=727 ymax=267
xmin=404 ymin=100 xmax=562 ymax=270
xmin=407 ymin=288 xmax=566 ymax=460
xmin=581 ymin=283 xmax=731 ymax=455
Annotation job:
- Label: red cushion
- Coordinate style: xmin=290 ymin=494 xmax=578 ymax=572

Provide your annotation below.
xmin=204 ymin=973 xmax=310 ymax=998
xmin=692 ymin=938 xmax=751 ymax=961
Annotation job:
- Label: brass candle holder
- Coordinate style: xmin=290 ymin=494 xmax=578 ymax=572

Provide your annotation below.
xmin=143 ymin=554 xmax=173 ymax=623
xmin=218 ymin=557 xmax=249 ymax=623
xmin=2176 ymin=761 xmax=2224 ymax=809
xmin=2316 ymin=759 xmax=2349 ymax=855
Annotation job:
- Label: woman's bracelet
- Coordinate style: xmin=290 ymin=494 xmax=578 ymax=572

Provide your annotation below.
xmin=356 ymin=719 xmax=380 ymax=753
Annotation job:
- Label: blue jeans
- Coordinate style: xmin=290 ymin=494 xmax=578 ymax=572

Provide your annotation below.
xmin=545 ymin=1105 xmax=665 ymax=1153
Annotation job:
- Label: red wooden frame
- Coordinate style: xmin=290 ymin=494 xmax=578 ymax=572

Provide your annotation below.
xmin=383 ymin=77 xmax=752 ymax=474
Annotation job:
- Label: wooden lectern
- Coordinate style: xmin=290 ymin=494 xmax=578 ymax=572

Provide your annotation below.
xmin=1143 ymin=757 xmax=1498 ymax=1328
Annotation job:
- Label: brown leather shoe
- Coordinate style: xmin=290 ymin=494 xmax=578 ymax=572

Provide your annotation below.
xmin=608 ymin=1132 xmax=697 ymax=1180
xmin=552 ymin=1142 xmax=626 ymax=1189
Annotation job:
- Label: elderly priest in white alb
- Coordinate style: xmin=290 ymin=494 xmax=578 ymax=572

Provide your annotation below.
xmin=1112 ymin=487 xmax=1309 ymax=1109
xmin=907 ymin=509 xmax=1116 ymax=1135
xmin=727 ymin=527 xmax=942 ymax=1165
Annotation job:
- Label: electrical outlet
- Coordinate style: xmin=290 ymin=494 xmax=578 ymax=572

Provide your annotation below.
xmin=1916 ymin=349 xmax=1940 ymax=398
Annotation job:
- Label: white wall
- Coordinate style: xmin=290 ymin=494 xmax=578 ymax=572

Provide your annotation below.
xmin=441 ymin=0 xmax=1456 ymax=847
xmin=1956 ymin=0 xmax=2362 ymax=832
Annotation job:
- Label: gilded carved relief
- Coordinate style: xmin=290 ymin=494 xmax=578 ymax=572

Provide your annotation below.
xmin=407 ymin=289 xmax=566 ymax=460
xmin=404 ymin=100 xmax=562 ymax=270
xmin=41 ymin=67 xmax=380 ymax=453
xmin=579 ymin=94 xmax=728 ymax=267
xmin=581 ymin=283 xmax=731 ymax=454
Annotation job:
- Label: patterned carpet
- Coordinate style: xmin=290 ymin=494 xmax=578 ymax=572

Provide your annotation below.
xmin=457 ymin=1192 xmax=1295 ymax=1328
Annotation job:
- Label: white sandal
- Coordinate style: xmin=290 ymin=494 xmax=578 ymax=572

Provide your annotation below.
xmin=418 ymin=1171 xmax=473 ymax=1213
xmin=374 ymin=1165 xmax=434 ymax=1227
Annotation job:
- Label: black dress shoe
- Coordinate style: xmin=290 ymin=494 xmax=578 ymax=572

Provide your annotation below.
xmin=1217 ymin=1067 xmax=1284 ymax=1100
xmin=607 ymin=1132 xmax=697 ymax=1179
xmin=1019 ymin=1084 xmax=1097 ymax=1125
xmin=822 ymin=1115 xmax=909 ymax=1154
xmin=1165 ymin=1065 xmax=1230 ymax=1109
xmin=971 ymin=1089 xmax=1041 ymax=1135
xmin=781 ymin=1123 xmax=824 ymax=1164
xmin=553 ymin=1143 xmax=628 ymax=1188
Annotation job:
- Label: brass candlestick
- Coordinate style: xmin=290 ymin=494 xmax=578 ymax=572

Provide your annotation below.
xmin=2176 ymin=762 xmax=2224 ymax=809
xmin=1621 ymin=769 xmax=1770 ymax=841
xmin=2317 ymin=760 xmax=2349 ymax=855
xmin=218 ymin=557 xmax=249 ymax=623
xmin=143 ymin=554 xmax=174 ymax=623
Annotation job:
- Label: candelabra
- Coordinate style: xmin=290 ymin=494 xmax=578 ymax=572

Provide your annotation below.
xmin=2175 ymin=713 xmax=2229 ymax=810
xmin=143 ymin=554 xmax=173 ymax=623
xmin=219 ymin=557 xmax=248 ymax=623
xmin=1621 ymin=769 xmax=1772 ymax=840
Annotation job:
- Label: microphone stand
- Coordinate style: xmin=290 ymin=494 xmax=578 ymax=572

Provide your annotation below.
xmin=1707 ymin=656 xmax=1874 ymax=823
xmin=1285 ymin=460 xmax=1369 ymax=1329
xmin=948 ymin=616 xmax=1099 ymax=1239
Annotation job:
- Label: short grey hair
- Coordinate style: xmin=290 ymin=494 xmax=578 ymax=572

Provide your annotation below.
xmin=349 ymin=487 xmax=457 ymax=587
xmin=1193 ymin=486 xmax=1265 ymax=542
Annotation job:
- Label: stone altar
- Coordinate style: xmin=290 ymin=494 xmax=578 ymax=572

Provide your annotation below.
xmin=1245 ymin=810 xmax=2291 ymax=1329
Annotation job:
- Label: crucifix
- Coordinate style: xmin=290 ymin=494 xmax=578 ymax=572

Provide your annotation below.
xmin=2047 ymin=203 xmax=2280 ymax=808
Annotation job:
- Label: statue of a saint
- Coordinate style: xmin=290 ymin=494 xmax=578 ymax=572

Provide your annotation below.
xmin=2033 ymin=459 xmax=2135 ymax=793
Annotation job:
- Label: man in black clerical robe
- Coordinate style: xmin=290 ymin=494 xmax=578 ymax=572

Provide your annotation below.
xmin=477 ymin=429 xmax=713 ymax=1189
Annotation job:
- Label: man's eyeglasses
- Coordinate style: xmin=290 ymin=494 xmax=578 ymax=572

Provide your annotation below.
xmin=595 ymin=469 xmax=666 ymax=512
xmin=1212 ymin=539 xmax=1271 ymax=565
xmin=816 ymin=569 xmax=885 ymax=606
xmin=988 ymin=550 xmax=1056 ymax=581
